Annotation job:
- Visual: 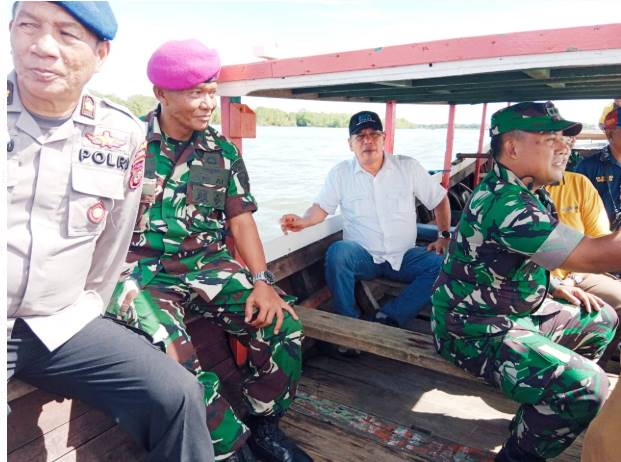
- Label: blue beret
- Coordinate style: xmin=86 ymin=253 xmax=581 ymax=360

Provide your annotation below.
xmin=54 ymin=1 xmax=118 ymax=40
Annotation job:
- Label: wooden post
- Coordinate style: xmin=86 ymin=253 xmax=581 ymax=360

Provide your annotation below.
xmin=474 ymin=103 xmax=488 ymax=186
xmin=384 ymin=100 xmax=396 ymax=155
xmin=442 ymin=104 xmax=456 ymax=188
xmin=220 ymin=96 xmax=243 ymax=153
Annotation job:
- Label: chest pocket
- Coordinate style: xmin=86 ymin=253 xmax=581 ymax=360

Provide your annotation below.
xmin=187 ymin=164 xmax=229 ymax=211
xmin=388 ymin=189 xmax=412 ymax=215
xmin=343 ymin=194 xmax=370 ymax=220
xmin=68 ymin=163 xmax=125 ymax=237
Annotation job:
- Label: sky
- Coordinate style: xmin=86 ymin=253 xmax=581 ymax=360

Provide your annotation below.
xmin=3 ymin=0 xmax=621 ymax=125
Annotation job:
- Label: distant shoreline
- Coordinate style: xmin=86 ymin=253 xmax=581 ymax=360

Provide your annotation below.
xmin=92 ymin=91 xmax=597 ymax=131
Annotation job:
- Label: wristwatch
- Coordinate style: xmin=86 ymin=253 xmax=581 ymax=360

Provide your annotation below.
xmin=253 ymin=270 xmax=276 ymax=286
xmin=438 ymin=230 xmax=451 ymax=239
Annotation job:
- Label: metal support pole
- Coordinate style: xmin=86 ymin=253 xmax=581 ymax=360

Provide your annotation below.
xmin=384 ymin=100 xmax=397 ymax=155
xmin=474 ymin=103 xmax=488 ymax=186
xmin=442 ymin=104 xmax=456 ymax=188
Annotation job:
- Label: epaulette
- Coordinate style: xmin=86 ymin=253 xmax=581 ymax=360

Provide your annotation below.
xmin=79 ymin=94 xmax=97 ymax=119
xmin=7 ymin=80 xmax=13 ymax=106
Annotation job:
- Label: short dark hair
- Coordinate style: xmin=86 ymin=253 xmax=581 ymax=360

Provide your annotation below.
xmin=491 ymin=131 xmax=527 ymax=160
xmin=490 ymin=134 xmax=503 ymax=159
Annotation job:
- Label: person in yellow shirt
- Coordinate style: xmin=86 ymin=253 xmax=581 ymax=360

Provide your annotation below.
xmin=546 ymin=136 xmax=621 ymax=365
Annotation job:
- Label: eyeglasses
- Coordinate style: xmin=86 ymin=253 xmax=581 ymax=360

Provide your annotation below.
xmin=352 ymin=131 xmax=384 ymax=143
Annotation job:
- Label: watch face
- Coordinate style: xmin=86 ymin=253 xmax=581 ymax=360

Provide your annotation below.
xmin=440 ymin=230 xmax=451 ymax=239
xmin=264 ymin=271 xmax=275 ymax=285
xmin=255 ymin=271 xmax=275 ymax=285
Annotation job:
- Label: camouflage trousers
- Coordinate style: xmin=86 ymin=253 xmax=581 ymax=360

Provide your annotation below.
xmin=433 ymin=300 xmax=618 ymax=459
xmin=106 ymin=270 xmax=304 ymax=460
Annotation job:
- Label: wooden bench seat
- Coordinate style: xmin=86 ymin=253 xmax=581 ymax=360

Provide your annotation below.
xmin=296 ymin=304 xmax=476 ymax=382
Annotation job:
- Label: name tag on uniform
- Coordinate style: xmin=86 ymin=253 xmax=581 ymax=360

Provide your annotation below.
xmin=595 ymin=175 xmax=614 ymax=183
xmin=201 ymin=152 xmax=221 ymax=167
xmin=80 ymin=127 xmax=131 ymax=171
xmin=189 ymin=185 xmax=225 ymax=209
xmin=189 ymin=165 xmax=229 ymax=187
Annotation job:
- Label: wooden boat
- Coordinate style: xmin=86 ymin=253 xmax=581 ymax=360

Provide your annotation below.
xmin=8 ymin=24 xmax=621 ymax=461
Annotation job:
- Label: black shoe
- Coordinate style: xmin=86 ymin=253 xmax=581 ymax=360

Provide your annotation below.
xmin=227 ymin=443 xmax=257 ymax=462
xmin=248 ymin=415 xmax=313 ymax=462
xmin=495 ymin=437 xmax=545 ymax=462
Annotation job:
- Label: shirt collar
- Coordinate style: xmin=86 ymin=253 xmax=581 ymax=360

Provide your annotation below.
xmin=353 ymin=152 xmax=390 ymax=175
xmin=492 ymin=159 xmax=533 ymax=191
xmin=491 ymin=160 xmax=555 ymax=211
xmin=146 ymin=106 xmax=224 ymax=162
xmin=599 ymin=145 xmax=621 ymax=168
xmin=8 ymin=70 xmax=97 ymax=129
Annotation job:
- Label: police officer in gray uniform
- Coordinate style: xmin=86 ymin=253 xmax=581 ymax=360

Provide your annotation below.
xmin=6 ymin=3 xmax=214 ymax=461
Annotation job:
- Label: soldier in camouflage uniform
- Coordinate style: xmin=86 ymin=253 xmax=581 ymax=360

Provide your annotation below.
xmin=431 ymin=102 xmax=621 ymax=462
xmin=105 ymin=40 xmax=311 ymax=462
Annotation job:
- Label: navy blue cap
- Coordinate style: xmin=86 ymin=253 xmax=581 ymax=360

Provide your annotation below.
xmin=55 ymin=1 xmax=118 ymax=40
xmin=349 ymin=111 xmax=383 ymax=136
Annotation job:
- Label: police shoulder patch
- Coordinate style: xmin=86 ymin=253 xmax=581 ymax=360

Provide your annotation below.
xmin=129 ymin=142 xmax=147 ymax=190
xmin=80 ymin=95 xmax=96 ymax=119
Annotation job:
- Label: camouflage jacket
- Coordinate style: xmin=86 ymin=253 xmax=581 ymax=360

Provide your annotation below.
xmin=126 ymin=108 xmax=258 ymax=290
xmin=432 ymin=161 xmax=584 ymax=338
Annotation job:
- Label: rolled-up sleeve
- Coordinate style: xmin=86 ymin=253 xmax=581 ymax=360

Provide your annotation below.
xmin=490 ymin=189 xmax=584 ymax=270
xmin=531 ymin=223 xmax=584 ymax=270
xmin=225 ymin=156 xmax=258 ymax=219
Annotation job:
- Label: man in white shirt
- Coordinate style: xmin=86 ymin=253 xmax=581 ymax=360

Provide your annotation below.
xmin=281 ymin=111 xmax=451 ymax=327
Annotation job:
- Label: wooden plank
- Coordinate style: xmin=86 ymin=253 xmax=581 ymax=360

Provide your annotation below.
xmin=8 ymin=407 xmax=117 ymax=462
xmin=54 ymin=424 xmax=146 ymax=462
xmin=8 ymin=390 xmax=91 ymax=453
xmin=281 ymin=411 xmax=423 ymax=462
xmin=8 ymin=380 xmax=37 ymax=402
xmin=296 ymin=305 xmax=477 ymax=381
xmin=299 ymin=286 xmax=332 ymax=309
xmin=363 ymin=278 xmax=407 ymax=298
xmin=299 ymin=357 xmax=514 ymax=452
xmin=301 ymin=350 xmax=616 ymax=462
xmin=284 ymin=389 xmax=495 ymax=462
xmin=359 ymin=280 xmax=381 ymax=311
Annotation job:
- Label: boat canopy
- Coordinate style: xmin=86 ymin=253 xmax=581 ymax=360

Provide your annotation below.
xmin=218 ymin=24 xmax=621 ymax=105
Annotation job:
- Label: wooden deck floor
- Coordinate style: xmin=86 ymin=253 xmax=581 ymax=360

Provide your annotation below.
xmin=9 ymin=346 xmax=616 ymax=461
xmin=280 ymin=347 xmax=618 ymax=462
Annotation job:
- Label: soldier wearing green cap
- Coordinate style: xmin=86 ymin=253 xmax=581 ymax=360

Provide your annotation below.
xmin=431 ymin=101 xmax=621 ymax=461
xmin=7 ymin=2 xmax=215 ymax=461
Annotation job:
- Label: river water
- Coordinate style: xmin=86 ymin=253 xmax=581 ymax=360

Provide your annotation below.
xmin=240 ymin=126 xmax=483 ymax=242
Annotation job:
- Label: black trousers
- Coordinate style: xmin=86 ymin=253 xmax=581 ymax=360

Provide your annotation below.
xmin=8 ymin=317 xmax=214 ymax=462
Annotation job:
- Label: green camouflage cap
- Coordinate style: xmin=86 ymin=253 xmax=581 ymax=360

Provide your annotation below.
xmin=490 ymin=101 xmax=582 ymax=137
